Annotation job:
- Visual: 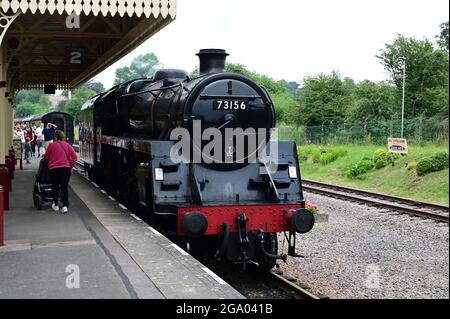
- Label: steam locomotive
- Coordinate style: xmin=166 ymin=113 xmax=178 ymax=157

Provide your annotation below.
xmin=78 ymin=49 xmax=315 ymax=270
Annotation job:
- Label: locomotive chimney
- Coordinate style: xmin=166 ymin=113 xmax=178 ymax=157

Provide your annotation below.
xmin=196 ymin=49 xmax=229 ymax=75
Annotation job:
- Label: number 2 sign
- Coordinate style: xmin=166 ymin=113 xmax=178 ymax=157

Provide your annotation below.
xmin=66 ymin=48 xmax=85 ymax=65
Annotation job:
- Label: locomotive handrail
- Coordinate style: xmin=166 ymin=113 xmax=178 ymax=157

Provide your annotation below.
xmin=118 ymin=82 xmax=185 ymax=99
xmin=199 ymin=94 xmax=261 ymax=100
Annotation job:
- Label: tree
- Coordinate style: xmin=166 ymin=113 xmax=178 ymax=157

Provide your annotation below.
xmin=14 ymin=101 xmax=35 ymax=118
xmin=113 ymin=53 xmax=160 ymax=85
xmin=33 ymin=95 xmax=52 ymax=115
xmin=437 ymin=21 xmax=449 ymax=52
xmin=13 ymin=91 xmax=52 ymax=118
xmin=83 ymin=80 xmax=105 ymax=94
xmin=15 ymin=90 xmax=45 ymax=105
xmin=377 ymin=35 xmax=449 ymax=119
xmin=60 ymin=87 xmax=96 ymax=120
xmin=347 ymin=80 xmax=397 ymax=122
xmin=296 ymin=71 xmax=351 ymax=126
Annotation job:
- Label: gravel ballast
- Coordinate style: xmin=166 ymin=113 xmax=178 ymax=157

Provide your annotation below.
xmin=278 ymin=192 xmax=449 ymax=299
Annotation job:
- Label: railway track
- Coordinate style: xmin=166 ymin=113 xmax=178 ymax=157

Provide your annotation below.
xmin=302 ymin=179 xmax=449 ymax=223
xmin=207 ymin=261 xmax=323 ymax=299
xmin=268 ymin=269 xmax=321 ymax=299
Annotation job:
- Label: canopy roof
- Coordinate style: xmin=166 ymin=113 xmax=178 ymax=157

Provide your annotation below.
xmin=0 ymin=0 xmax=177 ymax=91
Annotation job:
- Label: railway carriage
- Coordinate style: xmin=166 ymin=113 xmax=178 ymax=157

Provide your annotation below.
xmin=78 ymin=50 xmax=315 ymax=269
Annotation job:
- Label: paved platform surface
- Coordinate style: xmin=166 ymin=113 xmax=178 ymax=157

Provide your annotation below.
xmin=0 ymin=158 xmax=243 ymax=299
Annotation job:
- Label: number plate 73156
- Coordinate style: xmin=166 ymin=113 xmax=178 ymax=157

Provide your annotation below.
xmin=213 ymin=100 xmax=248 ymax=110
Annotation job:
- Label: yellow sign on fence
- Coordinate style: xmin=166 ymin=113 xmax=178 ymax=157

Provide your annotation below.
xmin=388 ymin=138 xmax=408 ymax=154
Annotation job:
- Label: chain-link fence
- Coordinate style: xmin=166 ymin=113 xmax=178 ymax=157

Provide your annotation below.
xmin=278 ymin=118 xmax=449 ymax=145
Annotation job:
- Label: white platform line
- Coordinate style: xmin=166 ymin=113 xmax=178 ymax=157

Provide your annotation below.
xmin=130 ymin=213 xmax=142 ymax=221
xmin=202 ymin=267 xmax=227 ymax=285
xmin=91 ymin=182 xmax=99 ymax=188
xmin=108 ymin=196 xmax=115 ymax=201
xmin=170 ymin=244 xmax=189 ymax=256
xmin=100 ymin=189 xmax=106 ymax=194
xmin=147 ymin=226 xmax=162 ymax=236
xmin=118 ymin=204 xmax=128 ymax=210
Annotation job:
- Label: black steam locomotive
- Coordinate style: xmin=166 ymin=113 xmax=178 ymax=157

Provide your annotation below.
xmin=78 ymin=49 xmax=315 ymax=270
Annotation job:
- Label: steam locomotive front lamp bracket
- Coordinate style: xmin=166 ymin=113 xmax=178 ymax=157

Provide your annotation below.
xmin=236 ymin=212 xmax=250 ymax=270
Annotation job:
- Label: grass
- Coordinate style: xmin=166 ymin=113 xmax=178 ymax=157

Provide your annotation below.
xmin=298 ymin=143 xmax=449 ymax=205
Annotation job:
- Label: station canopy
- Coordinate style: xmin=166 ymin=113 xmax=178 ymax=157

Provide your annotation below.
xmin=0 ymin=0 xmax=177 ymax=91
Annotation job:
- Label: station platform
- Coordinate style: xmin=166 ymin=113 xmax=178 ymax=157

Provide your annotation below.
xmin=0 ymin=158 xmax=243 ymax=299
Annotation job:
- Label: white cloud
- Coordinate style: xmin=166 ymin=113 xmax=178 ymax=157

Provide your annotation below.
xmin=94 ymin=0 xmax=449 ymax=89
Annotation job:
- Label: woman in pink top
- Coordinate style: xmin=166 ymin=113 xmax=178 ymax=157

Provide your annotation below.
xmin=44 ymin=130 xmax=77 ymax=214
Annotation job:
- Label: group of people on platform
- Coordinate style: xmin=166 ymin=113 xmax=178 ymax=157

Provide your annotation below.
xmin=14 ymin=122 xmax=57 ymax=164
xmin=13 ymin=122 xmax=77 ymax=214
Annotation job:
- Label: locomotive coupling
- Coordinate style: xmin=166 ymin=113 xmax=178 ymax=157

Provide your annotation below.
xmin=285 ymin=208 xmax=315 ymax=234
xmin=182 ymin=212 xmax=208 ymax=238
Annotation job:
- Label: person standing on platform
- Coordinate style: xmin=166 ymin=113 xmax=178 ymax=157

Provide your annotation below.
xmin=24 ymin=137 xmax=32 ymax=164
xmin=42 ymin=123 xmax=57 ymax=154
xmin=35 ymin=124 xmax=44 ymax=157
xmin=44 ymin=130 xmax=77 ymax=214
xmin=26 ymin=127 xmax=34 ymax=157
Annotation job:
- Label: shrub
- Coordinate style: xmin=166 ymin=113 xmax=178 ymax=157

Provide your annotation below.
xmin=416 ymin=152 xmax=449 ymax=176
xmin=308 ymin=146 xmax=348 ymax=165
xmin=387 ymin=152 xmax=403 ymax=166
xmin=407 ymin=162 xmax=417 ymax=171
xmin=312 ymin=150 xmax=322 ymax=163
xmin=431 ymin=152 xmax=449 ymax=171
xmin=298 ymin=152 xmax=309 ymax=163
xmin=375 ymin=159 xmax=388 ymax=170
xmin=373 ymin=149 xmax=388 ymax=163
xmin=416 ymin=157 xmax=434 ymax=176
xmin=347 ymin=159 xmax=374 ymax=178
xmin=319 ymin=152 xmax=337 ymax=165
xmin=333 ymin=147 xmax=348 ymax=158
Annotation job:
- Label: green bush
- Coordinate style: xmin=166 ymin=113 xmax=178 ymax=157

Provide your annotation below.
xmin=319 ymin=152 xmax=337 ymax=165
xmin=375 ymin=159 xmax=388 ymax=170
xmin=407 ymin=162 xmax=417 ymax=171
xmin=387 ymin=152 xmax=403 ymax=166
xmin=373 ymin=149 xmax=388 ymax=163
xmin=298 ymin=152 xmax=309 ymax=163
xmin=306 ymin=146 xmax=348 ymax=165
xmin=416 ymin=152 xmax=448 ymax=176
xmin=312 ymin=150 xmax=322 ymax=163
xmin=416 ymin=157 xmax=434 ymax=176
xmin=431 ymin=152 xmax=449 ymax=171
xmin=347 ymin=159 xmax=374 ymax=178
xmin=333 ymin=147 xmax=348 ymax=158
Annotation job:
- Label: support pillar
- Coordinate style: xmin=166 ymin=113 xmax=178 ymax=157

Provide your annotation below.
xmin=6 ymin=89 xmax=13 ymax=150
xmin=0 ymin=46 xmax=6 ymax=165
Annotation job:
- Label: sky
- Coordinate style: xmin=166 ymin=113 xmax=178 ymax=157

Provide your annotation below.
xmin=93 ymin=0 xmax=449 ymax=89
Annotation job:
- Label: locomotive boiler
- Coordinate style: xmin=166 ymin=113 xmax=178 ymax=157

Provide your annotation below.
xmin=79 ymin=49 xmax=315 ymax=270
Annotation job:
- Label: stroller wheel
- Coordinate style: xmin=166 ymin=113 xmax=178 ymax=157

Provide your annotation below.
xmin=33 ymin=191 xmax=42 ymax=210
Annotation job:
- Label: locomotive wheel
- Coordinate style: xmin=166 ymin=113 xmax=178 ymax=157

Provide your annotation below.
xmin=257 ymin=233 xmax=278 ymax=271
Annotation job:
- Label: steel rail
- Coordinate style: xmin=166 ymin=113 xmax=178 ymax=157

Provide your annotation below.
xmin=269 ymin=270 xmax=321 ymax=299
xmin=302 ymin=180 xmax=449 ymax=223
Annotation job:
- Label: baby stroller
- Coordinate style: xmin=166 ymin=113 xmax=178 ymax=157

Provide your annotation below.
xmin=33 ymin=159 xmax=54 ymax=210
